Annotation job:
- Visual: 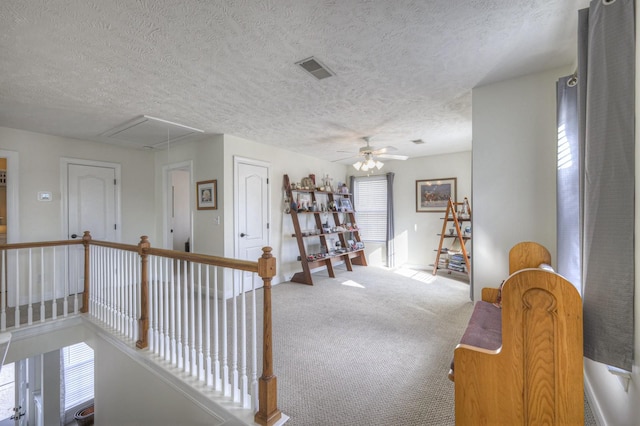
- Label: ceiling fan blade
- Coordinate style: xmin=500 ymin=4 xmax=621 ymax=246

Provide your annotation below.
xmin=332 ymin=155 xmax=359 ymax=162
xmin=378 ymin=153 xmax=408 ymax=160
xmin=370 ymin=146 xmax=397 ymax=155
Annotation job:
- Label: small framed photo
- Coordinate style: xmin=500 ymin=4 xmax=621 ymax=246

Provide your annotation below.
xmin=340 ymin=198 xmax=353 ymax=211
xmin=197 ymin=180 xmax=217 ymax=210
xmin=416 ymin=178 xmax=456 ymax=212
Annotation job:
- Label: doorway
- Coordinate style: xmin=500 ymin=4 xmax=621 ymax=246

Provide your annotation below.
xmin=163 ymin=161 xmax=192 ymax=251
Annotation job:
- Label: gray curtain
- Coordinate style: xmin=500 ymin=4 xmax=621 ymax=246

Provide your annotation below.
xmin=556 ymin=75 xmax=581 ymax=289
xmin=386 ymin=172 xmax=395 ymax=268
xmin=580 ymin=0 xmax=635 ymax=371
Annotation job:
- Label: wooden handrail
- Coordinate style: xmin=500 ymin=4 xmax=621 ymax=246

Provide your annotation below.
xmin=0 ymin=239 xmax=82 ymax=249
xmin=146 ymin=247 xmax=260 ymax=272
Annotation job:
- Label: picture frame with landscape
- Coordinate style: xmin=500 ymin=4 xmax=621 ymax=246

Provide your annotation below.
xmin=416 ymin=177 xmax=456 ymax=212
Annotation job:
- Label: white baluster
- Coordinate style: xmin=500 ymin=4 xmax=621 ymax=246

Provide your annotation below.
xmin=28 ymin=248 xmax=33 ymax=325
xmin=164 ymin=258 xmax=171 ymax=362
xmin=109 ymin=249 xmax=115 ymax=327
xmin=40 ymin=247 xmax=45 ymax=322
xmin=205 ymin=265 xmax=213 ymax=387
xmin=183 ymin=260 xmax=191 ymax=374
xmin=149 ymin=256 xmax=157 ymax=353
xmin=222 ymin=268 xmax=229 ymax=396
xmin=0 ymin=250 xmax=5 ymax=330
xmin=240 ymin=272 xmax=248 ymax=407
xmin=170 ymin=259 xmax=177 ymax=366
xmin=14 ymin=250 xmax=20 ymax=328
xmin=196 ymin=263 xmax=204 ymax=381
xmin=117 ymin=249 xmax=122 ymax=329
xmin=232 ymin=271 xmax=239 ymax=402
xmin=122 ymin=252 xmax=128 ymax=337
xmin=190 ymin=262 xmax=197 ymax=377
xmin=251 ymin=273 xmax=258 ymax=411
xmin=132 ymin=250 xmax=138 ymax=339
xmin=158 ymin=256 xmax=165 ymax=358
xmin=213 ymin=266 xmax=221 ymax=391
xmin=176 ymin=259 xmax=183 ymax=369
xmin=52 ymin=248 xmax=58 ymax=319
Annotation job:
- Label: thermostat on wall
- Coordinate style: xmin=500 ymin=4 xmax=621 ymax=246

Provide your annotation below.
xmin=37 ymin=191 xmax=52 ymax=202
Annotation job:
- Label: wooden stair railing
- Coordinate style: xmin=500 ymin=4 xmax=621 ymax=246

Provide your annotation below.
xmin=1 ymin=232 xmax=281 ymax=424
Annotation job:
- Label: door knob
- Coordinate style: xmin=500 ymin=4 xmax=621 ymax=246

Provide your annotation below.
xmin=240 ymin=233 xmax=248 ymax=237
xmin=71 ymin=233 xmax=78 ymax=239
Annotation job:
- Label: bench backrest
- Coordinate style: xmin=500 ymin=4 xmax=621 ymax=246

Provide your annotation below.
xmin=509 ymin=241 xmax=552 ymax=274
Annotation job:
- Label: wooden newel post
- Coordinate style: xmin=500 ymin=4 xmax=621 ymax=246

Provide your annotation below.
xmin=81 ymin=231 xmax=92 ymax=313
xmin=255 ymin=247 xmax=282 ymax=426
xmin=136 ymin=236 xmax=151 ymax=349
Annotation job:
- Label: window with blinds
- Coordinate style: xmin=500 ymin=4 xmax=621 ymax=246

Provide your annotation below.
xmin=353 ymin=176 xmax=387 ymax=242
xmin=62 ymin=342 xmax=94 ymax=410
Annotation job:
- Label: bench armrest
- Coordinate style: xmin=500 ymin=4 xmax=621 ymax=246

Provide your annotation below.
xmin=481 ymin=287 xmax=500 ymax=303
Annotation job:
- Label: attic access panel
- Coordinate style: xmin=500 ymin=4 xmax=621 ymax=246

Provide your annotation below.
xmin=101 ymin=115 xmax=203 ymax=149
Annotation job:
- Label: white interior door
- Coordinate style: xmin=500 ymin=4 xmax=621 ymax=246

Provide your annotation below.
xmin=235 ymin=158 xmax=270 ymax=291
xmin=68 ymin=164 xmax=117 ymax=241
xmin=66 ymin=162 xmax=118 ymax=294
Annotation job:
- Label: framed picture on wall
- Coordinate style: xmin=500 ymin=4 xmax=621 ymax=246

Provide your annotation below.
xmin=196 ymin=180 xmax=217 ymax=210
xmin=416 ymin=177 xmax=456 ymax=212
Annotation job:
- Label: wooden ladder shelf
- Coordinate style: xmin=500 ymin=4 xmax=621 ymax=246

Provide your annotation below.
xmin=433 ymin=198 xmax=471 ymax=278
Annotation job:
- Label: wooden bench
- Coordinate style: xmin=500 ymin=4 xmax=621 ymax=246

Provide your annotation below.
xmin=451 ymin=242 xmax=584 ymax=425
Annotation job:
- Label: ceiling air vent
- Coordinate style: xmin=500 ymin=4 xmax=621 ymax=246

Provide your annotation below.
xmin=296 ymin=57 xmax=334 ymax=80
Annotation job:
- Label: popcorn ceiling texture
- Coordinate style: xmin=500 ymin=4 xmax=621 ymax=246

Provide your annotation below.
xmin=0 ymin=0 xmax=587 ymax=160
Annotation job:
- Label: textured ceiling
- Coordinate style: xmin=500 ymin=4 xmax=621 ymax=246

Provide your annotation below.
xmin=0 ymin=0 xmax=588 ymax=162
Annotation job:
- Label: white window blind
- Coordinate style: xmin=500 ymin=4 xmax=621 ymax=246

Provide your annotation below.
xmin=354 ymin=177 xmax=387 ymax=242
xmin=62 ymin=342 xmax=94 ymax=410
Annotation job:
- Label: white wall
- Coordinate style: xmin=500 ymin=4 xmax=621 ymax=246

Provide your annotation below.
xmin=0 ymin=126 xmax=156 ymax=244
xmin=92 ymin=334 xmax=247 ymax=426
xmin=472 ymin=67 xmax=566 ymax=300
xmin=375 ymin=152 xmax=472 ymax=270
xmin=222 ymin=134 xmax=349 ymax=283
xmin=153 ymin=135 xmax=225 ymax=255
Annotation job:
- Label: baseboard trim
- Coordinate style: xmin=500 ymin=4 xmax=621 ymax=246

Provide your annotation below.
xmin=584 ymin=364 xmax=606 ymax=426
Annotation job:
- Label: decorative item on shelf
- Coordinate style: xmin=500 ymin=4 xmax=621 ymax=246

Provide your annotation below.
xmin=340 ymin=183 xmax=349 ymax=194
xmin=301 ymin=176 xmax=314 ymax=190
xmin=322 ymin=174 xmax=334 ymax=192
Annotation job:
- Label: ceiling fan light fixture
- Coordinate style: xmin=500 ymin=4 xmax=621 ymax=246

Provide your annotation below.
xmin=353 ymin=161 xmax=363 ymax=170
xmin=375 ymin=161 xmax=384 ymax=169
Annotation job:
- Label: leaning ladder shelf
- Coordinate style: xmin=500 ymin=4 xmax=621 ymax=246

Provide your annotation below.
xmin=284 ymin=174 xmax=367 ymax=285
xmin=432 ymin=197 xmax=471 ymax=278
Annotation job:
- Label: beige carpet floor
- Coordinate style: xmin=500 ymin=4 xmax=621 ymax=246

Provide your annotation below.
xmin=270 ymin=265 xmax=596 ymax=426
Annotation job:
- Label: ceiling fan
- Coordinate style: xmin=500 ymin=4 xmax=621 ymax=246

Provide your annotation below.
xmin=337 ymin=137 xmax=409 ymax=171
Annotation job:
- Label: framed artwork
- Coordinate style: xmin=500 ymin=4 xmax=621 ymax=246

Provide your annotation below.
xmin=416 ymin=177 xmax=456 ymax=212
xmin=197 ymin=180 xmax=217 ymax=210
xmin=340 ymin=198 xmax=353 ymax=212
